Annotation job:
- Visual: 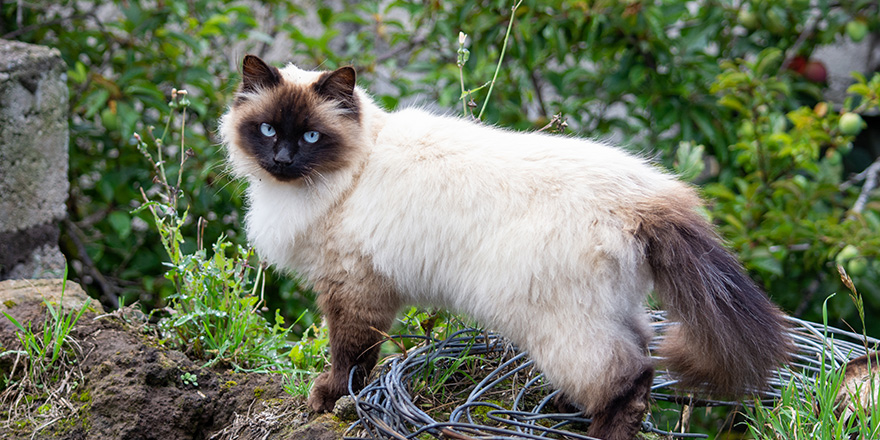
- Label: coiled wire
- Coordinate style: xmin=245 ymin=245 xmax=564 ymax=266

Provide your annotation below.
xmin=344 ymin=311 xmax=879 ymax=439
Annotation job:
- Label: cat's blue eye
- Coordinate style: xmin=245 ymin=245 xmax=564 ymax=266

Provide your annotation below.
xmin=303 ymin=131 xmax=320 ymax=144
xmin=260 ymin=123 xmax=276 ymax=137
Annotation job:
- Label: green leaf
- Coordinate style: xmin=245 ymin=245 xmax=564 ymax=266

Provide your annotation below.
xmin=83 ymin=89 xmax=111 ymax=119
xmin=674 ymin=142 xmax=706 ymax=182
xmin=846 ymin=83 xmax=871 ymax=96
xmin=749 ymin=248 xmax=784 ymax=276
xmin=718 ymin=95 xmax=747 ymax=114
xmin=109 ymin=210 xmax=133 ymax=239
xmin=754 ymin=48 xmax=783 ymax=77
xmin=1 ymin=311 xmax=26 ymax=333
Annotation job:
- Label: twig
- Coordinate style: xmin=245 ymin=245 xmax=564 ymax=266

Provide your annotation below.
xmin=30 ymin=416 xmax=62 ymax=440
xmin=850 ymin=158 xmax=880 ymax=215
xmin=528 ymin=68 xmax=548 ymax=119
xmin=440 ymin=427 xmax=479 ymax=440
xmin=838 ymin=156 xmax=880 ymax=191
xmin=537 ymin=113 xmax=568 ymax=133
xmin=374 ymin=35 xmax=427 ymax=64
xmin=369 ymin=326 xmax=408 ymax=359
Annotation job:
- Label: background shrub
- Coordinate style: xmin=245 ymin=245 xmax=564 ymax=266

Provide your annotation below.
xmin=2 ymin=0 xmax=879 ymax=334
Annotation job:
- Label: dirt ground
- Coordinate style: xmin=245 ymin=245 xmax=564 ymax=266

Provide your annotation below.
xmin=0 ymin=279 xmax=346 ymax=440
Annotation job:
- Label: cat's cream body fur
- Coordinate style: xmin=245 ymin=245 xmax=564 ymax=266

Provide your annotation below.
xmin=221 ymin=58 xmax=791 ymax=440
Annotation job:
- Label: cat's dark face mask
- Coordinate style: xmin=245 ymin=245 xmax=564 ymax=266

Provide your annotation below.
xmin=231 ymin=55 xmax=361 ymax=183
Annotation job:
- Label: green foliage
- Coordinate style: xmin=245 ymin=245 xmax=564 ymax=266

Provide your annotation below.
xmin=1 ymin=0 xmax=314 ymax=319
xmin=410 ymin=339 xmax=481 ymax=399
xmin=287 ymin=323 xmax=329 ymax=374
xmin=131 ymin=92 xmax=330 ymax=400
xmin=282 ymin=370 xmax=314 ymax=398
xmin=707 ymin=62 xmax=880 ymax=330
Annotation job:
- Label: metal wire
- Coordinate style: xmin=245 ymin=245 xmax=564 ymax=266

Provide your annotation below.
xmin=345 ymin=311 xmax=879 ymax=439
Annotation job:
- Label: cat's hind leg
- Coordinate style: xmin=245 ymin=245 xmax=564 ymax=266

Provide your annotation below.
xmin=585 ymin=363 xmax=654 ymax=440
xmin=526 ymin=310 xmax=654 ymax=440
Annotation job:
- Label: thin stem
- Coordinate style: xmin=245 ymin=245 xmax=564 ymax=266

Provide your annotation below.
xmin=459 ymin=64 xmax=467 ymax=116
xmin=176 ymin=105 xmax=187 ymax=207
xmin=478 ymin=0 xmax=522 ymax=120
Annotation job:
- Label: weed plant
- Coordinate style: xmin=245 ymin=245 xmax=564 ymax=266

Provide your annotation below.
xmin=133 ymin=90 xmax=309 ymax=379
xmin=0 ymin=268 xmax=93 ymax=433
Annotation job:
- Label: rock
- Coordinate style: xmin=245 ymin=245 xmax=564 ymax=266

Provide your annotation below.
xmin=0 ymin=278 xmax=91 ymax=312
xmin=0 ymin=39 xmax=69 ymax=280
xmin=332 ymin=395 xmax=358 ymax=422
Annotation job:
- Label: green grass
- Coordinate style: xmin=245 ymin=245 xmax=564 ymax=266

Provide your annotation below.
xmin=743 ymin=275 xmax=879 ymax=440
xmin=1 ymin=269 xmax=91 ymax=389
xmin=0 ymin=267 xmax=93 ymax=435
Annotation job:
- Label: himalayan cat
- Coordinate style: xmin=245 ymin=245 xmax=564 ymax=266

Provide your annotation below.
xmin=219 ymin=55 xmax=791 ymax=440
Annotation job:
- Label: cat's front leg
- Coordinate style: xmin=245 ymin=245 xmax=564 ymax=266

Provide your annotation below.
xmin=307 ymin=279 xmax=398 ymax=413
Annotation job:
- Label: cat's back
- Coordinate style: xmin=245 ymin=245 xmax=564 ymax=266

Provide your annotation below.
xmin=369 ymin=107 xmax=679 ymax=203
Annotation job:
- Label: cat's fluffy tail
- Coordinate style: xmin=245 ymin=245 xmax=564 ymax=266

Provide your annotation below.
xmin=635 ymin=194 xmax=792 ymax=396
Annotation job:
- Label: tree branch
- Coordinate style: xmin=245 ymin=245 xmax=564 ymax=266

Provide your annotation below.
xmin=851 ymin=158 xmax=880 ymax=215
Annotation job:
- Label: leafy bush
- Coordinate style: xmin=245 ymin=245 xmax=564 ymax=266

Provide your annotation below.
xmin=707 ymin=61 xmax=880 ymax=328
xmin=3 ymin=0 xmax=879 ymax=335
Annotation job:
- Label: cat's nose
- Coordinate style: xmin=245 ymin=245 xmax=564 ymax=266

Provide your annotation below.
xmin=274 ymin=146 xmax=294 ymax=164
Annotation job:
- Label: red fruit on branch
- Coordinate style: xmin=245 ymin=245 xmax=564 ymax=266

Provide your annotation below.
xmin=787 ymin=56 xmax=807 ymax=74
xmin=802 ymin=61 xmax=827 ymax=83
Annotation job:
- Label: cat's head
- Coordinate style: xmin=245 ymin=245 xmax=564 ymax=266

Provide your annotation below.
xmin=220 ymin=55 xmax=365 ymax=183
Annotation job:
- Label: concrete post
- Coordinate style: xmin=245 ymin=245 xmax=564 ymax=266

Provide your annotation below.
xmin=0 ymin=39 xmax=69 ymax=279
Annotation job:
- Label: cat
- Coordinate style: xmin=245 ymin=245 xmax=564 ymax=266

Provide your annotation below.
xmin=219 ymin=55 xmax=792 ymax=440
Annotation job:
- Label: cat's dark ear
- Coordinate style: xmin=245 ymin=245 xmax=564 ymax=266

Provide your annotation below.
xmin=314 ymin=66 xmax=358 ymax=112
xmin=240 ymin=55 xmax=281 ymax=93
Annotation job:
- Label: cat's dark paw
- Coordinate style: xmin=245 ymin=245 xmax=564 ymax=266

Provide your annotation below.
xmin=551 ymin=392 xmax=583 ymax=414
xmin=307 ymin=372 xmax=343 ymax=413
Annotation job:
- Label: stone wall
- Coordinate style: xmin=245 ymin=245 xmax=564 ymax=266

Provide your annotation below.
xmin=0 ymin=39 xmax=68 ymax=279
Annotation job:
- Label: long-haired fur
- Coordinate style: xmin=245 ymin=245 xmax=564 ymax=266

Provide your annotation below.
xmin=220 ymin=56 xmax=792 ymax=440
xmin=633 ymin=193 xmax=792 ymax=396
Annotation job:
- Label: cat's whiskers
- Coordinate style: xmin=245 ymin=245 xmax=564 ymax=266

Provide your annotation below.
xmin=215 ymin=175 xmax=249 ymax=199
xmin=302 ymin=172 xmax=317 ymax=191
xmin=310 ymin=169 xmax=330 ymax=187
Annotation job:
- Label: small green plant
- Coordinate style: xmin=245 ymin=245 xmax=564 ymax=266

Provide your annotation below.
xmin=180 ymin=372 xmax=198 ymax=387
xmin=134 ymin=90 xmax=296 ymax=373
xmin=288 ymin=322 xmax=329 ymax=373
xmin=282 ymin=370 xmax=313 ymax=398
xmin=413 ymin=348 xmax=481 ymax=399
